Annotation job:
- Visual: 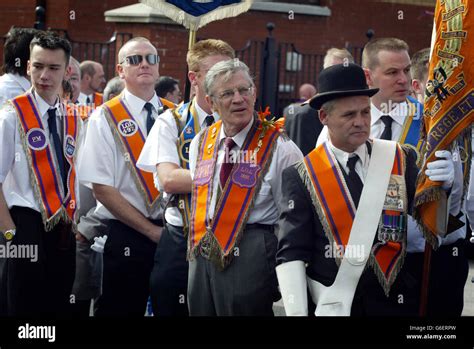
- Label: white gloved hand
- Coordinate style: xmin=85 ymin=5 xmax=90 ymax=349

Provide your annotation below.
xmin=276 ymin=260 xmax=308 ymax=316
xmin=425 ymin=150 xmax=454 ymax=190
xmin=91 ymin=235 xmax=108 ymax=253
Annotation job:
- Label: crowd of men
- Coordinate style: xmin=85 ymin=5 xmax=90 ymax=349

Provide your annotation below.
xmin=0 ymin=27 xmax=470 ymax=317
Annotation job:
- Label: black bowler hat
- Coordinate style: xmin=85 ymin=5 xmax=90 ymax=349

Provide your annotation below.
xmin=309 ymin=63 xmax=379 ymax=110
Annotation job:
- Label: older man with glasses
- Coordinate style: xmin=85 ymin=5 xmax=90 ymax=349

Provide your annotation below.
xmin=77 ymin=37 xmax=174 ymax=316
xmin=186 ymin=59 xmax=303 ymax=316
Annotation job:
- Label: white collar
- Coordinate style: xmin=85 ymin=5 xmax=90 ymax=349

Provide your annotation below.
xmin=328 ymin=140 xmax=368 ymax=170
xmin=78 ymin=92 xmax=93 ymax=105
xmin=218 ymin=117 xmax=254 ymax=149
xmin=32 ymin=90 xmax=60 ymax=120
xmin=122 ymin=89 xmax=160 ymax=117
xmin=194 ymin=98 xmax=220 ymax=127
xmin=371 ymin=101 xmax=408 ymax=126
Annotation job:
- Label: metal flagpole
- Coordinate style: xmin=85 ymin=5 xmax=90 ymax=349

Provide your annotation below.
xmin=184 ymin=30 xmax=197 ymax=103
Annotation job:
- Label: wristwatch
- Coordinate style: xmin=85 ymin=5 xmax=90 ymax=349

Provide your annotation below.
xmin=3 ymin=229 xmax=16 ymax=241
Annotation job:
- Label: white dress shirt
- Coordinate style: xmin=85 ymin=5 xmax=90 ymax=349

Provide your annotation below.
xmin=77 ymin=88 xmax=162 ymax=220
xmin=328 ymin=141 xmax=369 ymax=183
xmin=78 ymin=92 xmax=94 ymax=105
xmin=189 ymin=117 xmax=304 ymax=225
xmin=0 ymin=90 xmax=81 ymax=212
xmin=0 ymin=73 xmax=31 ymax=108
xmin=137 ymin=99 xmax=219 ymax=227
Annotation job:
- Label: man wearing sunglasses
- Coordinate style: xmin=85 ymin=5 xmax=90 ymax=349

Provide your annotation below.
xmin=137 ymin=39 xmax=235 ymax=316
xmin=78 ymin=37 xmax=174 ymax=316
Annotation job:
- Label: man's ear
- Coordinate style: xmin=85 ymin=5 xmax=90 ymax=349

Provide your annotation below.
xmin=188 ymin=71 xmax=197 ymax=87
xmin=65 ymin=65 xmax=72 ymax=79
xmin=117 ymin=64 xmax=124 ymax=79
xmin=412 ymin=79 xmax=423 ymax=95
xmin=205 ymin=95 xmax=215 ymax=112
xmin=26 ymin=60 xmax=31 ymax=78
xmin=319 ymin=109 xmax=328 ymax=125
xmin=364 ymin=68 xmax=373 ymax=87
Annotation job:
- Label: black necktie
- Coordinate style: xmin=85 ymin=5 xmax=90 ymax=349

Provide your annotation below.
xmin=346 ymin=155 xmax=363 ymax=207
xmin=86 ymin=96 xmax=91 ymax=104
xmin=47 ymin=108 xmax=67 ymax=191
xmin=144 ymin=102 xmax=154 ymax=135
xmin=204 ymin=115 xmax=215 ymax=127
xmin=380 ymin=115 xmax=393 ymax=140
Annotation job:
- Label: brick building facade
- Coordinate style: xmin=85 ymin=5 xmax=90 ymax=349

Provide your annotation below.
xmin=0 ymin=0 xmax=435 ymax=110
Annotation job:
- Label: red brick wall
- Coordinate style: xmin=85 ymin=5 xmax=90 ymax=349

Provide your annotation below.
xmin=116 ymin=0 xmax=434 ymax=97
xmin=0 ymin=0 xmax=136 ymax=41
xmin=0 ymin=0 xmax=434 ymax=101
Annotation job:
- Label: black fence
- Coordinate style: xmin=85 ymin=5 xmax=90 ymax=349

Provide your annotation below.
xmin=52 ymin=29 xmax=132 ymax=81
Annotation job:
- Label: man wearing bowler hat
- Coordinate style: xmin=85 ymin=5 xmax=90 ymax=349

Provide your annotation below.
xmin=275 ymin=63 xmax=454 ymax=316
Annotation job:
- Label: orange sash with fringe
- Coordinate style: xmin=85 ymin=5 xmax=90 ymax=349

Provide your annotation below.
xmin=103 ymin=96 xmax=160 ymax=212
xmin=189 ymin=118 xmax=280 ymax=269
xmin=12 ymin=93 xmax=79 ymax=230
xmin=301 ymin=142 xmax=407 ymax=294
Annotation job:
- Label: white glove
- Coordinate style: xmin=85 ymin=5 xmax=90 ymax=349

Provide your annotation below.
xmin=91 ymin=235 xmax=108 ymax=253
xmin=425 ymin=150 xmax=454 ymax=190
xmin=276 ymin=260 xmax=308 ymax=316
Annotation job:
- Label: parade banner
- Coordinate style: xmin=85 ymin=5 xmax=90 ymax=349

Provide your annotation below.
xmin=414 ymin=0 xmax=474 ymax=248
xmin=140 ymin=0 xmax=253 ymax=31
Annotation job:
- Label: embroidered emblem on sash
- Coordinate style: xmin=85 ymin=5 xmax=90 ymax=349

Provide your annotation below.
xmin=27 ymin=128 xmax=47 ymax=150
xmin=118 ymin=119 xmax=138 ymax=137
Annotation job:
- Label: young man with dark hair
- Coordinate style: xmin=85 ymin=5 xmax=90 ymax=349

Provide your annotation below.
xmin=155 ymin=76 xmax=182 ymax=104
xmin=0 ymin=31 xmax=78 ymax=316
xmin=0 ymin=27 xmax=40 ymax=107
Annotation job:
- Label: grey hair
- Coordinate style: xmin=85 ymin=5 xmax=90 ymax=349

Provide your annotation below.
xmin=103 ymin=76 xmax=125 ymax=101
xmin=204 ymin=58 xmax=254 ymax=98
xmin=321 ymin=99 xmax=337 ymax=114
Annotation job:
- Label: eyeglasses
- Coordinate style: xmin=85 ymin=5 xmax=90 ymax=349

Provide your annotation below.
xmin=121 ymin=54 xmax=160 ymax=66
xmin=214 ymin=86 xmax=254 ymax=101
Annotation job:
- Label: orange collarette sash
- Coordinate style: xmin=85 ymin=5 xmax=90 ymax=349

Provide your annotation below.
xmin=189 ymin=118 xmax=281 ymax=269
xmin=94 ymin=92 xmax=103 ymax=107
xmin=78 ymin=92 xmax=104 ymax=121
xmin=12 ymin=93 xmax=79 ymax=231
xmin=103 ymin=96 xmax=160 ymax=213
xmin=300 ymin=142 xmax=407 ymax=295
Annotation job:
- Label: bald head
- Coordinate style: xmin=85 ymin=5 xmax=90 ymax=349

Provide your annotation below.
xmin=118 ymin=37 xmax=157 ymax=64
xmin=80 ymin=60 xmax=105 ymax=94
xmin=299 ymin=83 xmax=317 ymax=101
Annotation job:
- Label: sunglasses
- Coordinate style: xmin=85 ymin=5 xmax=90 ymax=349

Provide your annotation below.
xmin=121 ymin=54 xmax=160 ymax=66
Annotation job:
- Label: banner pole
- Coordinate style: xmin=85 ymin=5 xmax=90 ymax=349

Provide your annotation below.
xmin=184 ymin=29 xmax=197 ymax=103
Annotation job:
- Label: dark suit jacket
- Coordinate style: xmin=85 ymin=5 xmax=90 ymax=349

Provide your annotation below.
xmin=276 ymin=145 xmax=420 ymax=315
xmin=284 ymin=104 xmax=323 ymax=156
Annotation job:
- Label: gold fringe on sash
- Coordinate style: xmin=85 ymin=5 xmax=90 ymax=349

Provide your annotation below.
xmin=295 ymin=160 xmax=343 ymax=267
xmin=296 ymin=146 xmax=409 ymax=296
xmin=15 ymin=103 xmax=70 ymax=231
xmin=188 ymin=123 xmax=281 ymax=270
xmin=104 ymin=108 xmax=160 ymax=215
